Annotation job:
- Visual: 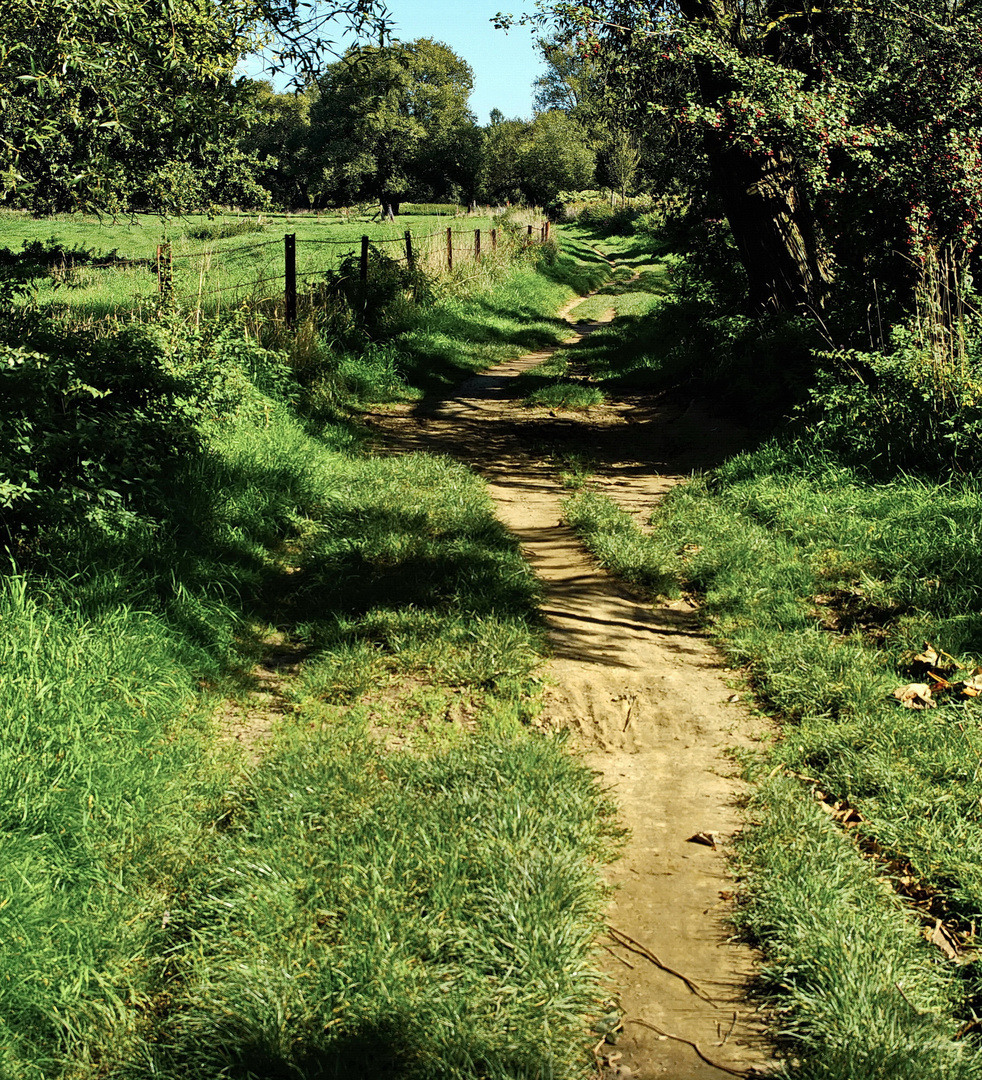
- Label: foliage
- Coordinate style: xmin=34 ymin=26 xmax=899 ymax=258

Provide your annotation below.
xmin=530 ymin=0 xmax=982 ymax=322
xmin=478 ymin=110 xmax=596 ymax=206
xmin=805 ymin=328 xmax=982 ymax=475
xmin=604 ymin=129 xmax=640 ymax=204
xmin=399 ymin=202 xmax=466 ymax=216
xmin=533 ymin=33 xmax=606 ymax=124
xmin=183 ymin=218 xmax=266 ymax=241
xmin=240 ymin=79 xmax=316 ymax=210
xmin=307 ymin=39 xmax=481 ymax=208
xmin=0 ymin=0 xmax=387 ymax=212
xmin=311 ymin=243 xmax=436 ymax=344
xmin=0 ymin=313 xmax=290 ymax=542
xmin=0 ymin=238 xmax=126 ymax=280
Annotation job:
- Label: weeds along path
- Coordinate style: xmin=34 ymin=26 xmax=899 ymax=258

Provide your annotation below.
xmin=366 ymin=293 xmax=774 ymax=1078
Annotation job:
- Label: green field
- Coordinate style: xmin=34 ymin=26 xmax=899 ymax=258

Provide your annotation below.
xmin=0 ymin=208 xmax=545 ymax=322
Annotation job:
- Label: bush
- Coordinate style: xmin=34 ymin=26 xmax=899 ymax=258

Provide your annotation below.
xmin=398 ymin=202 xmax=464 ymax=216
xmin=310 ymin=245 xmax=434 ymax=344
xmin=183 ymin=219 xmax=266 ymax=241
xmin=0 ymin=314 xmax=292 ymax=544
xmin=0 ymin=238 xmax=126 ymax=280
xmin=805 ymin=325 xmax=982 ymax=475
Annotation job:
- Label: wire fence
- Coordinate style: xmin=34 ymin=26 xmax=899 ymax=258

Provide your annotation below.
xmin=69 ymin=217 xmax=552 ymax=322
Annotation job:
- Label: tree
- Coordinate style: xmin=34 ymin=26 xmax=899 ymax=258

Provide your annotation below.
xmin=533 ymin=1 xmax=982 ymax=320
xmin=605 ymin=129 xmax=639 ymax=205
xmin=477 ymin=111 xmax=595 ymax=206
xmin=533 ymin=35 xmax=604 ymax=121
xmin=0 ymin=0 xmax=387 ymax=212
xmin=518 ymin=110 xmax=596 ymax=205
xmin=306 ymin=39 xmax=478 ymax=209
xmin=241 ymin=80 xmax=316 ymax=209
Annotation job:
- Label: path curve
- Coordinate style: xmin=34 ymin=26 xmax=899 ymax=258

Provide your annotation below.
xmin=365 ymin=302 xmax=773 ymax=1078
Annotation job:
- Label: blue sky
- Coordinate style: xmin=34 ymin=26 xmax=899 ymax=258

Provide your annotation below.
xmin=243 ymin=1 xmax=546 ymax=124
xmin=378 ymin=1 xmax=545 ymax=123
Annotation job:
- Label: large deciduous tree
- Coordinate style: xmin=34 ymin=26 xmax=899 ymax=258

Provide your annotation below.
xmin=0 ymin=0 xmax=387 ymax=212
xmin=306 ymin=39 xmax=480 ymax=209
xmin=478 ymin=110 xmax=595 ymax=205
xmin=535 ymin=0 xmax=982 ymax=320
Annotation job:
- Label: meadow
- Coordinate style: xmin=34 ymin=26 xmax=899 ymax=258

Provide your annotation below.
xmin=0 ymin=206 xmax=543 ymax=323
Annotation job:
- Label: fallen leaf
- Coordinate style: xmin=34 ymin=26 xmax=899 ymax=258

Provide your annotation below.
xmin=894 ymin=683 xmax=936 ymax=709
xmin=686 ymin=831 xmax=722 ymax=849
xmin=956 ymin=673 xmax=982 ymax=698
xmin=927 ymin=920 xmax=974 ymax=964
xmin=914 ymin=643 xmax=940 ymax=667
xmin=833 ymin=800 xmax=864 ymax=825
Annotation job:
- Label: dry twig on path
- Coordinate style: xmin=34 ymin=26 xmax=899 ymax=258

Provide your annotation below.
xmin=606 ymin=925 xmax=717 ymax=1006
xmin=628 ymin=1018 xmax=752 ymax=1077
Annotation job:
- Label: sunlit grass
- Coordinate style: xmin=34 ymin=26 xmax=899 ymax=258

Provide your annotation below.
xmin=0 ymin=228 xmax=623 ymax=1079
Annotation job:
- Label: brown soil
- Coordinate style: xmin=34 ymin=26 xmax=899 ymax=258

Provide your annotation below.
xmin=365 ymin=301 xmax=775 ymax=1078
xmin=213 ymin=630 xmax=306 ymax=762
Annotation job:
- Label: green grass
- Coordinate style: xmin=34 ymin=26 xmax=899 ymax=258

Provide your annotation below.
xmin=139 ymin=716 xmax=619 ymax=1079
xmin=0 ymin=228 xmax=624 ymax=1079
xmin=0 ymin=209 xmax=536 ymax=322
xmin=388 ymin=229 xmax=613 ymax=395
xmin=525 ymin=382 xmax=605 ymax=410
xmin=561 ymin=439 xmax=982 ymax=1077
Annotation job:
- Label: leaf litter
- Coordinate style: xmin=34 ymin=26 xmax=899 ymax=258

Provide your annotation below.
xmin=893 ymin=642 xmax=982 ymax=708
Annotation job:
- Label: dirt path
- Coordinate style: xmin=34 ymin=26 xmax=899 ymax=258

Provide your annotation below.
xmin=365 ymin=302 xmax=773 ymax=1078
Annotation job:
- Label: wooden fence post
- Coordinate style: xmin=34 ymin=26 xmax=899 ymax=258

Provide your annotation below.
xmin=284 ymin=234 xmax=297 ymax=325
xmin=446 ymin=227 xmax=453 ymax=271
xmin=405 ymin=229 xmax=414 ymax=269
xmin=527 ymin=224 xmax=533 ymax=241
xmin=360 ymin=235 xmax=370 ymax=282
xmin=544 ymin=220 xmax=551 ymax=241
xmin=156 ymin=242 xmax=173 ymax=306
xmin=491 ymin=227 xmax=497 ymax=252
xmin=474 ymin=229 xmax=481 ymax=262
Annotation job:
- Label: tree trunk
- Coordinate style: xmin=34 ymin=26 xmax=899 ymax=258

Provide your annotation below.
xmin=677 ymin=0 xmax=832 ymax=314
xmin=704 ymin=135 xmax=829 ymax=314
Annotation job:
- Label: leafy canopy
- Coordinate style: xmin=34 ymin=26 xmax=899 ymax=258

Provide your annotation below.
xmin=307 ymin=38 xmax=479 ymax=206
xmin=0 ymin=0 xmax=388 ymax=212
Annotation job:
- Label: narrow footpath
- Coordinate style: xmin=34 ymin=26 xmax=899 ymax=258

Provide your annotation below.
xmin=366 ymin=296 xmax=774 ymax=1078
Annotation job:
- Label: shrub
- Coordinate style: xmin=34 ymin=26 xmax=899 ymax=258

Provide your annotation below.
xmin=805 ymin=325 xmax=982 ymax=475
xmin=398 ymin=202 xmax=464 ymax=216
xmin=0 ymin=315 xmax=292 ymax=544
xmin=310 ymin=245 xmax=434 ymax=343
xmin=183 ymin=219 xmax=266 ymax=241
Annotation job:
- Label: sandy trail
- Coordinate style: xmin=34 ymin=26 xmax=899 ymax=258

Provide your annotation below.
xmin=366 ymin=302 xmax=773 ymax=1078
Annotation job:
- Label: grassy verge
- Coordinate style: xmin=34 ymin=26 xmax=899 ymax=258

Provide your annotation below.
xmin=562 ymin=441 xmax=982 ymax=1077
xmin=0 ymin=227 xmax=622 ymax=1078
